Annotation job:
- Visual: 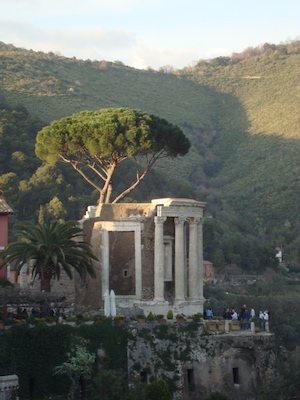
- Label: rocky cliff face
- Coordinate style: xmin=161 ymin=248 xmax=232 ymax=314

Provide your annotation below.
xmin=128 ymin=322 xmax=277 ymax=400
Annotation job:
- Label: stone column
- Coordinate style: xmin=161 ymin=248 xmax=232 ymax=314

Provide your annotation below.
xmin=174 ymin=217 xmax=186 ymax=302
xmin=20 ymin=264 xmax=28 ymax=289
xmin=134 ymin=223 xmax=143 ymax=300
xmin=198 ymin=218 xmax=204 ymax=301
xmin=154 ymin=216 xmax=166 ymax=301
xmin=101 ymin=231 xmax=109 ymax=300
xmin=188 ymin=218 xmax=200 ymax=300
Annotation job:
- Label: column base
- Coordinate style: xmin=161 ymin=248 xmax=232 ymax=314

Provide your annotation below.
xmin=173 ymin=299 xmax=204 ymax=316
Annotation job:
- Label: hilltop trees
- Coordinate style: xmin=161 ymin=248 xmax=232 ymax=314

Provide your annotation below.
xmin=35 ymin=108 xmax=190 ymax=204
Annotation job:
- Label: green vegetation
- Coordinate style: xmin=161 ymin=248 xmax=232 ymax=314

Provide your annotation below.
xmin=0 ymin=39 xmax=300 ymax=397
xmin=0 ymin=221 xmax=97 ymax=291
xmin=204 ymin=392 xmax=230 ymax=400
xmin=146 ymin=380 xmax=172 ymax=400
xmin=0 ymin=40 xmax=299 ymax=270
xmin=54 ymin=345 xmax=95 ymax=400
xmin=36 ymin=107 xmax=190 ymax=203
xmin=203 ymin=277 xmax=300 ymax=397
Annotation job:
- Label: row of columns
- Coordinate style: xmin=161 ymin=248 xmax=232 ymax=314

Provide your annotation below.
xmin=154 ymin=216 xmax=203 ymax=303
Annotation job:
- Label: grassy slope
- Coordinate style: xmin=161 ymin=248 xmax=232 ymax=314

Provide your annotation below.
xmin=181 ymin=51 xmax=300 ymax=226
xmin=0 ymin=45 xmax=224 ymax=187
xmin=1 ymin=43 xmax=299 ymax=228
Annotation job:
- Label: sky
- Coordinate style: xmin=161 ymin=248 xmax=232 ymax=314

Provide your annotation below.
xmin=1 ymin=0 xmax=299 ymax=70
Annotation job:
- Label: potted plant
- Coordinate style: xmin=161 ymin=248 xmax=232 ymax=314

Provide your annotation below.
xmin=176 ymin=313 xmax=186 ymax=323
xmin=146 ymin=311 xmax=155 ymax=322
xmin=115 ymin=315 xmax=126 ymax=324
xmin=93 ymin=314 xmax=107 ymax=322
xmin=167 ymin=310 xmax=174 ymax=320
xmin=156 ymin=314 xmax=166 ymax=323
xmin=137 ymin=314 xmax=146 ymax=323
xmin=83 ymin=316 xmax=94 ymax=325
xmin=35 ymin=317 xmax=47 ymax=325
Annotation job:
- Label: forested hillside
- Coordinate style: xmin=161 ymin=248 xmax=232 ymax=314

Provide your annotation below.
xmin=0 ymin=40 xmax=299 ymax=272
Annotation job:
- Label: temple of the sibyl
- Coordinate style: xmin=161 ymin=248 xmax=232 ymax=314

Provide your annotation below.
xmin=76 ymin=198 xmax=206 ymax=316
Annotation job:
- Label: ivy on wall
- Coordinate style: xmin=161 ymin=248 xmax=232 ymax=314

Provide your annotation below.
xmin=0 ymin=323 xmax=128 ymax=399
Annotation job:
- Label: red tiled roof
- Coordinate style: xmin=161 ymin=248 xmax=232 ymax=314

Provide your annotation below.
xmin=0 ymin=191 xmax=14 ymax=214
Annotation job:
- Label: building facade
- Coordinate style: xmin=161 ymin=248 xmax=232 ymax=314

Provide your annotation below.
xmin=76 ymin=198 xmax=206 ymax=316
xmin=0 ymin=191 xmax=14 ymax=279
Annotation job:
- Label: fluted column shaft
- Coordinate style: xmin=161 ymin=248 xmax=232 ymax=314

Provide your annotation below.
xmin=198 ymin=218 xmax=204 ymax=300
xmin=188 ymin=218 xmax=200 ymax=300
xmin=154 ymin=216 xmax=166 ymax=301
xmin=174 ymin=217 xmax=186 ymax=301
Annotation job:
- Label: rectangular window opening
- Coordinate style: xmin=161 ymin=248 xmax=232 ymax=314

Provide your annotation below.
xmin=233 ymin=367 xmax=239 ymax=384
xmin=123 ymin=269 xmax=128 ymax=277
xmin=140 ymin=371 xmax=148 ymax=383
xmin=187 ymin=368 xmax=194 ymax=386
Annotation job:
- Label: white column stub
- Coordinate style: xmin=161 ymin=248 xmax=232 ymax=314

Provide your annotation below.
xmin=154 ymin=216 xmax=167 ymax=301
xmin=174 ymin=217 xmax=186 ymax=302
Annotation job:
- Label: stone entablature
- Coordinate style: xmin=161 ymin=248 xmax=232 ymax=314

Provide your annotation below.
xmin=77 ymin=198 xmax=206 ymax=316
xmin=0 ymin=375 xmax=19 ymax=400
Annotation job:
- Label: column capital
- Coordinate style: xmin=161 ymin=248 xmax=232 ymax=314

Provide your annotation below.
xmin=154 ymin=216 xmax=167 ymax=225
xmin=174 ymin=216 xmax=186 ymax=226
xmin=187 ymin=216 xmax=203 ymax=225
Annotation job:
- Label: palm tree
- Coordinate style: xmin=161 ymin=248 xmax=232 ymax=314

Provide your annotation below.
xmin=0 ymin=221 xmax=97 ymax=292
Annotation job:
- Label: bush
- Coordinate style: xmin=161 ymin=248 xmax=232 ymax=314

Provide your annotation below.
xmin=146 ymin=311 xmax=155 ymax=321
xmin=167 ymin=310 xmax=173 ymax=320
xmin=204 ymin=391 xmax=230 ymax=400
xmin=146 ymin=380 xmax=171 ymax=400
xmin=0 ymin=277 xmax=14 ymax=288
xmin=192 ymin=313 xmax=203 ymax=322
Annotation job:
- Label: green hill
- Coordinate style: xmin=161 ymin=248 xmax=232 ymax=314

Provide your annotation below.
xmin=0 ymin=40 xmax=299 ymax=271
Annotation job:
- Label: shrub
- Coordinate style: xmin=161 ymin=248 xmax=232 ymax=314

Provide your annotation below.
xmin=66 ymin=316 xmax=77 ymax=322
xmin=204 ymin=391 xmax=230 ymax=400
xmin=146 ymin=380 xmax=171 ymax=400
xmin=147 ymin=311 xmax=155 ymax=321
xmin=167 ymin=310 xmax=173 ymax=320
xmin=192 ymin=313 xmax=203 ymax=322
xmin=0 ymin=277 xmax=14 ymax=288
xmin=93 ymin=314 xmax=106 ymax=321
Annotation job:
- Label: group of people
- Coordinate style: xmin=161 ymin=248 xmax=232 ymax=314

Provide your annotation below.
xmin=222 ymin=304 xmax=255 ymax=323
xmin=219 ymin=305 xmax=270 ymax=330
xmin=259 ymin=310 xmax=270 ymax=330
xmin=203 ymin=308 xmax=214 ymax=319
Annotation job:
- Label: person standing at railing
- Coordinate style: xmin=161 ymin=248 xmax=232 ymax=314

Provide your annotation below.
xmin=263 ymin=310 xmax=269 ymax=331
xmin=259 ymin=310 xmax=265 ymax=329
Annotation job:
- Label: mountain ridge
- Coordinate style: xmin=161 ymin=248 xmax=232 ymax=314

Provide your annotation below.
xmin=0 ymin=40 xmax=299 ymax=270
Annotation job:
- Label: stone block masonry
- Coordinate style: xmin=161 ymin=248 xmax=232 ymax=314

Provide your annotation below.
xmin=127 ymin=322 xmax=276 ymax=400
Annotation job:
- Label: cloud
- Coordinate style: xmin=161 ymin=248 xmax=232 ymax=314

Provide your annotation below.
xmin=2 ymin=0 xmax=140 ymax=17
xmin=205 ymin=47 xmax=234 ymax=60
xmin=1 ymin=19 xmax=136 ymax=61
xmin=0 ymin=18 xmax=198 ymax=69
xmin=132 ymin=47 xmax=202 ymax=70
xmin=2 ymin=0 xmax=177 ymax=18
